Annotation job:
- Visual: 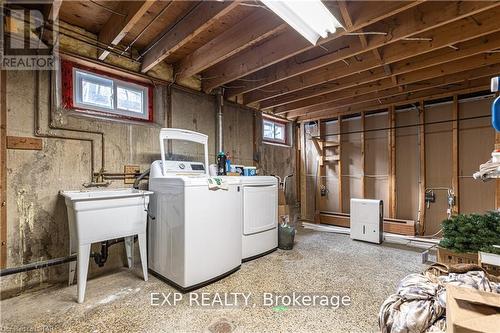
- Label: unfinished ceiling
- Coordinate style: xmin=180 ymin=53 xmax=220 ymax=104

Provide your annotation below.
xmin=49 ymin=1 xmax=500 ymax=120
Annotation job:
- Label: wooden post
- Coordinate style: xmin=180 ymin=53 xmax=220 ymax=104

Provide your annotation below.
xmin=451 ymin=95 xmax=460 ymax=215
xmin=300 ymin=123 xmax=308 ymax=219
xmin=314 ymin=120 xmax=323 ymax=223
xmin=338 ymin=115 xmax=343 ymax=213
xmin=360 ymin=112 xmax=365 ymax=198
xmin=418 ymin=100 xmax=426 ymax=235
xmin=296 ymin=124 xmax=301 ymax=206
xmin=0 ymin=70 xmax=6 ymax=268
xmin=388 ymin=105 xmax=396 ymax=218
xmin=496 ymin=92 xmax=500 ymax=210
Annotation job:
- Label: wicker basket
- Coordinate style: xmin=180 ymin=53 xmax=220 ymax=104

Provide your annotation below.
xmin=437 ymin=247 xmax=478 ymax=265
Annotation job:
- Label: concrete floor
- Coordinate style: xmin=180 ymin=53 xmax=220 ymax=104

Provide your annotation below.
xmin=0 ymin=228 xmax=427 ymax=333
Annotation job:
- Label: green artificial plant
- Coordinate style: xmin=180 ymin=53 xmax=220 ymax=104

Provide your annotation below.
xmin=439 ymin=211 xmax=500 ymax=255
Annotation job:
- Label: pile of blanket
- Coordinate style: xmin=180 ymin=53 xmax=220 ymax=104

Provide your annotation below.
xmin=379 ymin=264 xmax=499 ymax=333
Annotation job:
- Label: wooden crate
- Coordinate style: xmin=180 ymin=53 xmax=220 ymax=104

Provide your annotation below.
xmin=437 ymin=247 xmax=478 ymax=265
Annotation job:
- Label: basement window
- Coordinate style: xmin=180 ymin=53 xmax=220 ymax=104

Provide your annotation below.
xmin=263 ymin=116 xmax=288 ymax=145
xmin=61 ymin=60 xmax=153 ymax=122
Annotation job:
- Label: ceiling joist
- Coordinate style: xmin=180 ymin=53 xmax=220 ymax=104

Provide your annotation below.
xmin=202 ymin=0 xmax=424 ymax=93
xmin=140 ymin=1 xmax=240 ymax=73
xmin=232 ymin=0 xmax=499 ymax=101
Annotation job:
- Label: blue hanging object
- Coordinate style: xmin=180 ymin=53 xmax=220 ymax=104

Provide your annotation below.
xmin=493 ymin=96 xmax=500 ymax=132
xmin=491 ymin=77 xmax=500 ymax=132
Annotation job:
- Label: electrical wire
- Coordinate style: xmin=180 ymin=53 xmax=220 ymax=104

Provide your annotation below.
xmin=89 ymin=0 xmax=127 ymax=17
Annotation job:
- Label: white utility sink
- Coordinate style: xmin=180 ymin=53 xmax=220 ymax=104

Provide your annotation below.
xmin=61 ymin=188 xmax=153 ymax=303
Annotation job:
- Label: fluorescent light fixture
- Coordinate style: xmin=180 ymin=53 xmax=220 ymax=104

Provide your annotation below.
xmin=261 ymin=0 xmax=343 ymax=45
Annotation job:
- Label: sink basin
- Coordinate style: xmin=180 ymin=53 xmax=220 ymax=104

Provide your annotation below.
xmin=61 ymin=188 xmax=153 ymax=303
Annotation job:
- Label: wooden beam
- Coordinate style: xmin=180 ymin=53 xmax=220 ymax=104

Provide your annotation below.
xmin=283 ymin=54 xmax=500 ymax=116
xmin=203 ymin=1 xmax=424 ymax=93
xmin=253 ymin=15 xmax=500 ymax=107
xmin=338 ymin=115 xmax=343 ymax=213
xmin=241 ymin=4 xmax=500 ymax=104
xmin=296 ymin=79 xmax=490 ymax=122
xmin=44 ymin=0 xmax=62 ymax=22
xmin=300 ymin=123 xmax=307 ymax=219
xmin=141 ymin=1 xmax=240 ymax=73
xmin=98 ymin=1 xmax=155 ymax=61
xmin=360 ymin=112 xmax=365 ymax=198
xmin=388 ymin=106 xmax=396 ymax=218
xmin=314 ymin=121 xmax=323 ymax=223
xmin=418 ymin=101 xmax=426 ymax=235
xmin=0 ymin=70 xmax=6 ymax=269
xmin=6 ymin=136 xmax=42 ymax=150
xmin=451 ymin=95 xmax=460 ymax=215
xmin=176 ymin=11 xmax=285 ymax=79
xmin=319 ymin=213 xmax=416 ymax=236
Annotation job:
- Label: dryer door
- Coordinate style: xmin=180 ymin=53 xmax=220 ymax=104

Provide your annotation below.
xmin=243 ymin=185 xmax=278 ymax=235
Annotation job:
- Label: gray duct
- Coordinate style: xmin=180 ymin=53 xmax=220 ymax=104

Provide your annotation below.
xmin=216 ymin=89 xmax=224 ymax=154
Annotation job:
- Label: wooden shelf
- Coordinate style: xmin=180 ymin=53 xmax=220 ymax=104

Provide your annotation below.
xmin=324 ymin=155 xmax=340 ymax=162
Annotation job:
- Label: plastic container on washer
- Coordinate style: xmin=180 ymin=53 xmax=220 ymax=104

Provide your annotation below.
xmin=243 ymin=166 xmax=257 ymax=176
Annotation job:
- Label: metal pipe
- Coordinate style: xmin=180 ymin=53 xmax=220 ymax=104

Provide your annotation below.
xmin=0 ymin=255 xmax=77 ymax=277
xmin=216 ymin=88 xmax=224 ymax=154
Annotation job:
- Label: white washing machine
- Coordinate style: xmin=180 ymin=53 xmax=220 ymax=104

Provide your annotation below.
xmin=148 ymin=129 xmax=242 ymax=292
xmin=240 ymin=176 xmax=278 ymax=261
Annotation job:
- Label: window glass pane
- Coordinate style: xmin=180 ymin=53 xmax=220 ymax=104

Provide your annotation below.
xmin=77 ymin=71 xmax=113 ymax=109
xmin=117 ymin=86 xmax=144 ymax=113
xmin=263 ymin=120 xmax=275 ymax=139
xmin=274 ymin=124 xmax=285 ymax=140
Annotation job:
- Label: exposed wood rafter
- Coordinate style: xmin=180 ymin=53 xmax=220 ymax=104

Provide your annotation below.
xmin=141 ymin=1 xmax=240 ymax=73
xmin=98 ymin=1 xmax=156 ymax=61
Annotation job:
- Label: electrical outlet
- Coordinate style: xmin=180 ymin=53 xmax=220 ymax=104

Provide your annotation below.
xmin=124 ymin=165 xmax=140 ymax=184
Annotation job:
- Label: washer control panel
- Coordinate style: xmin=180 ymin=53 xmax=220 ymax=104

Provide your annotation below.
xmin=162 ymin=160 xmax=205 ymax=174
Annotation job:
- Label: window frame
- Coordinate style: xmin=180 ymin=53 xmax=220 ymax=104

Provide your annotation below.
xmin=61 ymin=60 xmax=154 ymax=122
xmin=262 ymin=116 xmax=288 ymax=145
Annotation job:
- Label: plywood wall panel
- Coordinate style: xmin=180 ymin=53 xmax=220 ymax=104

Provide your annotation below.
xmin=395 ymin=109 xmax=419 ymax=221
xmin=459 ymin=98 xmax=495 ymax=214
xmin=341 ymin=117 xmax=362 ymax=213
xmin=425 ymin=104 xmax=453 ymax=235
xmin=365 ymin=112 xmax=390 ymax=217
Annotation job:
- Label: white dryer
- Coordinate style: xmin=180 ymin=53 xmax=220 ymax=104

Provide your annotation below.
xmin=148 ymin=129 xmax=242 ymax=292
xmin=240 ymin=176 xmax=278 ymax=261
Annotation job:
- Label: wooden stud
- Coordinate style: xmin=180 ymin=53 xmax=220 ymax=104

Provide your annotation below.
xmin=6 ymin=136 xmax=43 ymax=150
xmin=418 ymin=100 xmax=426 ymax=235
xmin=314 ymin=121 xmax=323 ymax=223
xmin=338 ymin=115 xmax=343 ymax=213
xmin=360 ymin=112 xmax=366 ymax=198
xmin=388 ymin=105 xmax=397 ymax=218
xmin=300 ymin=123 xmax=308 ymax=219
xmin=451 ymin=95 xmax=460 ymax=214
xmin=0 ymin=70 xmax=6 ymax=268
xmin=496 ymin=92 xmax=500 ymax=210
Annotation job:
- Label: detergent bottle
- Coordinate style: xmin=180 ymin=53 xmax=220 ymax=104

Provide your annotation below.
xmin=216 ymin=151 xmax=227 ymax=176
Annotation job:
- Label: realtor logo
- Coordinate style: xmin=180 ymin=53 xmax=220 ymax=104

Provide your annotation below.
xmin=1 ymin=1 xmax=58 ymax=70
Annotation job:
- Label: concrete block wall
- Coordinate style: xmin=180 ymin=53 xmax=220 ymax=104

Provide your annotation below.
xmin=1 ymin=70 xmax=296 ymax=298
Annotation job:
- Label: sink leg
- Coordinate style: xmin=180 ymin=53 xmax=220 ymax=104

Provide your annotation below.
xmin=68 ymin=238 xmax=77 ymax=286
xmin=138 ymin=233 xmax=148 ymax=282
xmin=124 ymin=236 xmax=134 ymax=269
xmin=77 ymin=244 xmax=91 ymax=303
